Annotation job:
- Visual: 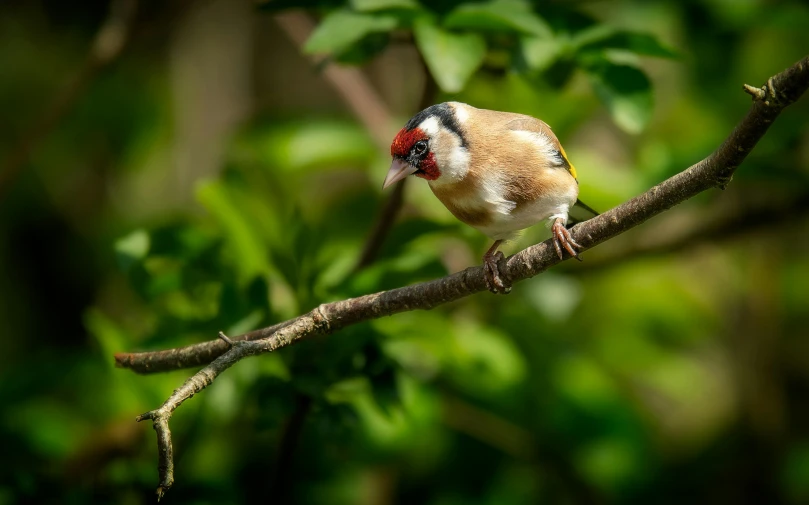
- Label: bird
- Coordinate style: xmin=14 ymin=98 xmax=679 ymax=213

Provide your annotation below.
xmin=383 ymin=102 xmax=598 ymax=294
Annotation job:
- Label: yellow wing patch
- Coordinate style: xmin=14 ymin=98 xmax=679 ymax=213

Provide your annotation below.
xmin=558 ymin=145 xmax=578 ymax=180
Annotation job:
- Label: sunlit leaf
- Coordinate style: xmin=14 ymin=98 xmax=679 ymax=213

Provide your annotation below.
xmin=413 ymin=17 xmax=486 ymax=93
xmin=351 ymin=0 xmax=420 ymax=11
xmin=196 ymin=181 xmax=269 ymax=282
xmin=444 ymin=0 xmax=552 ymax=37
xmin=518 ymin=35 xmax=563 ymax=72
xmin=114 ymin=229 xmax=149 ymax=271
xmin=586 ymin=62 xmax=653 ymax=133
xmin=233 ymin=120 xmax=375 ymax=172
xmin=574 ymin=26 xmax=679 ymax=58
xmin=376 ymin=312 xmax=526 ymax=396
xmin=524 ymin=273 xmax=582 ymax=322
xmin=304 ymin=9 xmax=398 ymax=55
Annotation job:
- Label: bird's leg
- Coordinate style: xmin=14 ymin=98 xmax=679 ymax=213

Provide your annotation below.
xmin=551 ymin=218 xmax=583 ymax=261
xmin=483 ymin=240 xmax=511 ymax=294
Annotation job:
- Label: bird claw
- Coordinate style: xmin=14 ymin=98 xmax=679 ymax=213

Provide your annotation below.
xmin=483 ymin=250 xmax=511 ymax=294
xmin=552 ymin=218 xmax=583 ymax=261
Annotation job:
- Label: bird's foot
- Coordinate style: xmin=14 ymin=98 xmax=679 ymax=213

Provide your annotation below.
xmin=483 ymin=250 xmax=512 ymax=294
xmin=551 ymin=218 xmax=583 ymax=261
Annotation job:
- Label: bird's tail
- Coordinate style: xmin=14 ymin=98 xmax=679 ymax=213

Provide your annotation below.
xmin=568 ymin=199 xmax=599 ymax=225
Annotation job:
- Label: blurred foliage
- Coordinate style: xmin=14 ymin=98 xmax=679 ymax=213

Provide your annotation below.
xmin=286 ymin=0 xmax=677 ymax=131
xmin=1 ymin=0 xmax=809 ymax=504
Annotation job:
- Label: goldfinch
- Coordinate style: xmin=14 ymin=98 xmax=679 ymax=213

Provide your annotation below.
xmin=383 ymin=102 xmax=597 ymax=294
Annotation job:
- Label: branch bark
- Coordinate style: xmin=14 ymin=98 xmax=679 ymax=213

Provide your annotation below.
xmin=123 ymin=55 xmax=809 ymax=498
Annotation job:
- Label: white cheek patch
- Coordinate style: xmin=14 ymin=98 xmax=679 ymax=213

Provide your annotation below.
xmin=418 ymin=116 xmax=440 ymax=137
xmin=510 ymin=130 xmax=561 ymax=166
xmin=429 ymin=128 xmax=469 ymax=185
xmin=445 ymin=145 xmax=470 ymax=180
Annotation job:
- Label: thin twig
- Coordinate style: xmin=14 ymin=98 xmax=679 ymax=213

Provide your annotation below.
xmin=743 ymin=83 xmax=766 ymax=101
xmin=127 ymin=55 xmax=809 ymax=497
xmin=275 ymin=10 xmax=424 ymax=272
xmin=216 ymin=331 xmax=234 ymax=346
xmin=0 ymin=0 xmax=138 ymax=198
xmin=354 ymin=51 xmax=439 ymax=272
xmin=116 ymin=319 xmax=295 ymax=374
xmin=353 ymin=179 xmax=407 ymax=271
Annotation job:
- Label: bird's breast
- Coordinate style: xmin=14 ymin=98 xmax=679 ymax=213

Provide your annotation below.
xmin=428 ymin=165 xmax=579 ymax=240
xmin=429 ymin=179 xmax=494 ymax=227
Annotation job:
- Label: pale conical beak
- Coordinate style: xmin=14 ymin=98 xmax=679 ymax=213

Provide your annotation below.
xmin=383 ymin=158 xmax=418 ymax=189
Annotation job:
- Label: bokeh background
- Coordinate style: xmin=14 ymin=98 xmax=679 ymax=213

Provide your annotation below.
xmin=2 ymin=0 xmax=809 ymax=503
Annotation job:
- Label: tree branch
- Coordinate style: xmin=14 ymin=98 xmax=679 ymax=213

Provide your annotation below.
xmin=275 ymin=10 xmax=419 ymax=272
xmin=125 ymin=55 xmax=809 ymax=497
xmin=568 ymin=186 xmax=809 ymax=273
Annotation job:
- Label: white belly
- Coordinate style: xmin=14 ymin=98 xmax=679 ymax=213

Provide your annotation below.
xmin=475 ymin=184 xmax=578 ymax=240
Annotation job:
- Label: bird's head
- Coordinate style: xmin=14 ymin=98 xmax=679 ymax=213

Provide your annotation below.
xmin=383 ymin=103 xmax=469 ymax=189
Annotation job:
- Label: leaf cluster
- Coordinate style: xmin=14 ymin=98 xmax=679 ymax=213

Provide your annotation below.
xmin=267 ymin=0 xmax=677 ymax=132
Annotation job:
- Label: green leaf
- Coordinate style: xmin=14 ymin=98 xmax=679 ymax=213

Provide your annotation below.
xmin=114 ymin=229 xmax=150 ymax=271
xmin=304 ymin=9 xmax=398 ymax=55
xmin=333 ymin=31 xmax=390 ymax=64
xmin=587 ymin=62 xmax=653 ymax=134
xmin=519 ymin=36 xmax=562 ymax=72
xmin=413 ymin=17 xmax=486 ymax=93
xmin=234 ymin=120 xmax=375 ymax=172
xmin=196 ymin=181 xmax=269 ymax=282
xmin=444 ymin=0 xmax=552 ymax=37
xmin=574 ymin=26 xmax=678 ymax=58
xmin=351 ymin=0 xmax=420 ymax=12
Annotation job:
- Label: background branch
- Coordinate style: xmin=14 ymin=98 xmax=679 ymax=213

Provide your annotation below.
xmin=275 ymin=11 xmax=420 ymax=272
xmin=127 ymin=55 xmax=809 ymax=497
xmin=274 ymin=11 xmax=393 ymax=151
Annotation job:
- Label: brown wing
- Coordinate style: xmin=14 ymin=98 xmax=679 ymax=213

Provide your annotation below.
xmin=504 ymin=116 xmax=578 ymax=180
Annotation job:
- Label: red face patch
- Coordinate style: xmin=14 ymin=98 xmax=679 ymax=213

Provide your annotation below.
xmin=415 ymin=152 xmax=439 ymax=180
xmin=390 ymin=127 xmax=428 ymax=157
xmin=390 ymin=126 xmax=440 ymax=180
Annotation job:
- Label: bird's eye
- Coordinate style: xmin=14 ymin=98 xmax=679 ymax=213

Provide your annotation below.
xmin=413 ymin=140 xmax=428 ymax=154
